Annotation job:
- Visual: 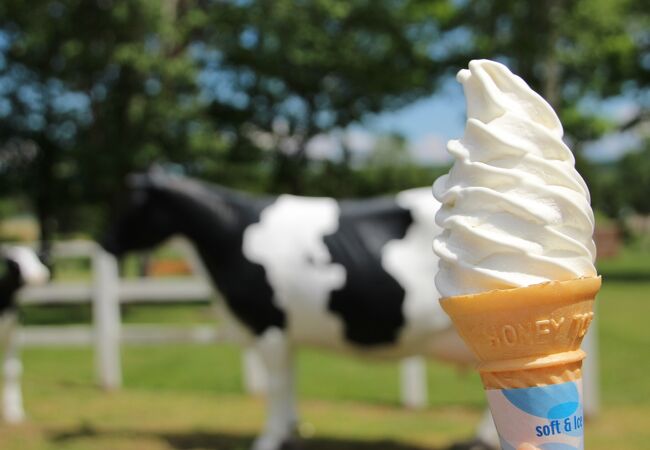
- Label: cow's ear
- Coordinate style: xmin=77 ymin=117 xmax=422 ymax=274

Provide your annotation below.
xmin=126 ymin=173 xmax=150 ymax=189
xmin=147 ymin=164 xmax=170 ymax=187
xmin=125 ymin=178 xmax=150 ymax=207
xmin=147 ymin=163 xmax=166 ymax=175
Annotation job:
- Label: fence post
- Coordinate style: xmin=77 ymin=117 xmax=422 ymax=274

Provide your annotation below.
xmin=92 ymin=247 xmax=122 ymax=390
xmin=582 ymin=314 xmax=600 ymax=417
xmin=400 ymin=356 xmax=428 ymax=409
xmin=242 ymin=347 xmax=268 ymax=395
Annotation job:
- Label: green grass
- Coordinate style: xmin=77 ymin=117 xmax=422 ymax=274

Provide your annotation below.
xmin=20 ymin=344 xmax=485 ymax=409
xmin=597 ymin=281 xmax=650 ymax=407
xmin=597 ymin=243 xmax=650 ymax=281
xmin=0 ymin=246 xmax=648 ymax=449
xmin=20 ymin=303 xmax=216 ymax=326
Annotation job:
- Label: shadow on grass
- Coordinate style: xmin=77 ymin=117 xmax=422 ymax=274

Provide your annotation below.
xmin=48 ymin=424 xmax=451 ymax=450
xmin=597 ymin=271 xmax=650 ymax=282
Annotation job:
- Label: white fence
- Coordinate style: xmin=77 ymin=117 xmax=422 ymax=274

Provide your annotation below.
xmin=17 ymin=240 xmax=430 ymax=407
xmin=18 ymin=240 xmax=250 ymax=390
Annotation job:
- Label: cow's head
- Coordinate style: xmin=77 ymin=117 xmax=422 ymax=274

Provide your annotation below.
xmin=1 ymin=246 xmax=50 ymax=311
xmin=100 ymin=173 xmax=178 ymax=257
xmin=3 ymin=247 xmax=50 ymax=287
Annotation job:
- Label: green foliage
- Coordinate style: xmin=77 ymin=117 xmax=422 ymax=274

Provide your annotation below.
xmin=365 ymin=134 xmax=410 ymax=168
xmin=578 ymin=159 xmax=623 ymax=218
xmin=445 ymin=0 xmax=649 ymax=217
xmin=597 ymin=243 xmax=650 ymax=281
xmin=587 ymin=140 xmax=650 ymax=218
xmin=0 ymin=0 xmax=648 ymax=237
xmin=616 ymin=142 xmax=650 ymax=215
xmin=0 ymin=0 xmax=455 ymax=236
xmin=195 ymin=0 xmax=449 ymax=191
xmin=0 ymin=0 xmax=204 ymax=237
xmin=447 ymin=0 xmax=647 ymax=107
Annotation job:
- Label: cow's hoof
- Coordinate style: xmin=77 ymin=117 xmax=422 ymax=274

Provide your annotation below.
xmin=3 ymin=410 xmax=25 ymax=424
xmin=448 ymin=438 xmax=497 ymax=450
xmin=280 ymin=437 xmax=302 ymax=450
xmin=252 ymin=434 xmax=301 ymax=450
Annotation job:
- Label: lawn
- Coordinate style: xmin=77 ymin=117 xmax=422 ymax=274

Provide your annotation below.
xmin=0 ymin=246 xmax=648 ymax=449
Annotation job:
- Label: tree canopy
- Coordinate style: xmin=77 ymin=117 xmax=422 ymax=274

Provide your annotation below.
xmin=0 ymin=0 xmax=203 ymax=242
xmin=0 ymin=0 xmax=648 ymax=243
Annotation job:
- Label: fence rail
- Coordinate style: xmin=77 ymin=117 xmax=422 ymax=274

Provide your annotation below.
xmin=19 ymin=324 xmax=224 ymax=347
xmin=21 ymin=279 xmax=213 ymax=304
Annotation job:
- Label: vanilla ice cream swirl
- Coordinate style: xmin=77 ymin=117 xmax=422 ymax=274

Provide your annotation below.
xmin=433 ymin=60 xmax=597 ymax=298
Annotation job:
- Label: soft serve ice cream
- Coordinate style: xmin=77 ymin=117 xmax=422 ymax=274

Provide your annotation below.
xmin=434 ymin=60 xmax=601 ymax=450
xmin=433 ymin=59 xmax=597 ymax=298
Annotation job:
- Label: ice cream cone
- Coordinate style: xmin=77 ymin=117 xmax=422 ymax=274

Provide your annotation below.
xmin=440 ymin=276 xmax=601 ymax=449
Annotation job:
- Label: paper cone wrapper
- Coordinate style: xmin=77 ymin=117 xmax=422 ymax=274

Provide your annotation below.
xmin=440 ymin=276 xmax=601 ymax=450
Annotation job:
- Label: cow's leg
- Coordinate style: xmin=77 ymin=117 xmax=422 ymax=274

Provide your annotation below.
xmin=474 ymin=409 xmax=499 ymax=448
xmin=427 ymin=328 xmax=498 ymax=449
xmin=3 ymin=340 xmax=24 ymax=424
xmin=252 ymin=327 xmax=297 ymax=450
xmin=0 ymin=313 xmax=24 ymax=423
xmin=447 ymin=410 xmax=499 ymax=450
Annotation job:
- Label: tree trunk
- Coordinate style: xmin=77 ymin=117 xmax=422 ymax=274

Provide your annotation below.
xmin=543 ymin=0 xmax=562 ymax=110
xmin=271 ymin=151 xmax=306 ymax=195
xmin=34 ymin=140 xmax=56 ymax=267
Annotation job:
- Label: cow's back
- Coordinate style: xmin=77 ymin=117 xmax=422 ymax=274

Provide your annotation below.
xmin=242 ymin=195 xmax=348 ymax=347
xmin=241 ymin=188 xmax=449 ymax=355
xmin=325 ymin=188 xmax=449 ymax=354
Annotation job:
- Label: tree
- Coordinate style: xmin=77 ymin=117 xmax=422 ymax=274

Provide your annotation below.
xmin=365 ymin=133 xmax=410 ymax=168
xmin=617 ymin=141 xmax=650 ymax=215
xmin=2 ymin=0 xmax=647 ymax=242
xmin=0 ymin=0 xmax=202 ymax=242
xmin=0 ymin=0 xmax=460 ymax=241
xmin=195 ymin=0 xmax=648 ymax=197
xmin=446 ymin=0 xmax=648 ymax=117
xmin=195 ymin=0 xmax=453 ymax=193
xmin=445 ymin=0 xmax=649 ymax=216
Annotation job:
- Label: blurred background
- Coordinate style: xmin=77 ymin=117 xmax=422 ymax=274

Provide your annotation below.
xmin=0 ymin=1 xmax=648 ymax=449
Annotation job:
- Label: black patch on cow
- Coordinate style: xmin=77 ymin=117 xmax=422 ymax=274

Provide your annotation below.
xmin=0 ymin=258 xmax=22 ymax=312
xmin=190 ymin=193 xmax=287 ymax=336
xmin=324 ymin=197 xmax=412 ymax=346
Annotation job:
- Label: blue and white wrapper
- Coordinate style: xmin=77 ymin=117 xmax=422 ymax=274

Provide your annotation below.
xmin=486 ymin=379 xmax=584 ymax=450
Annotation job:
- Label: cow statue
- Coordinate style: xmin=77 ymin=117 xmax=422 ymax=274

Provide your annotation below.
xmin=0 ymin=246 xmax=50 ymax=423
xmin=101 ymin=171 xmax=498 ymax=450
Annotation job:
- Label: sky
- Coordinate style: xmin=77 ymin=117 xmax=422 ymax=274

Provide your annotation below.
xmin=368 ymin=78 xmax=465 ymax=165
xmin=324 ymin=78 xmax=646 ymax=166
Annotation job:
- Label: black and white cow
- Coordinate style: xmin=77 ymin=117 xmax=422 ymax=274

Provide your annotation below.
xmin=0 ymin=246 xmax=50 ymax=423
xmin=101 ymin=172 xmax=497 ymax=450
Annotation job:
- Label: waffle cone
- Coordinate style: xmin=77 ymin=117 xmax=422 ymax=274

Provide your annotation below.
xmin=440 ymin=276 xmax=601 ymax=389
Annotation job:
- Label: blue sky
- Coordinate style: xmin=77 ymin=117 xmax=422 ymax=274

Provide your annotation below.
xmin=370 ymin=79 xmax=466 ymax=144
xmin=305 ymin=78 xmax=467 ymax=165
xmin=358 ymin=79 xmax=644 ymax=165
